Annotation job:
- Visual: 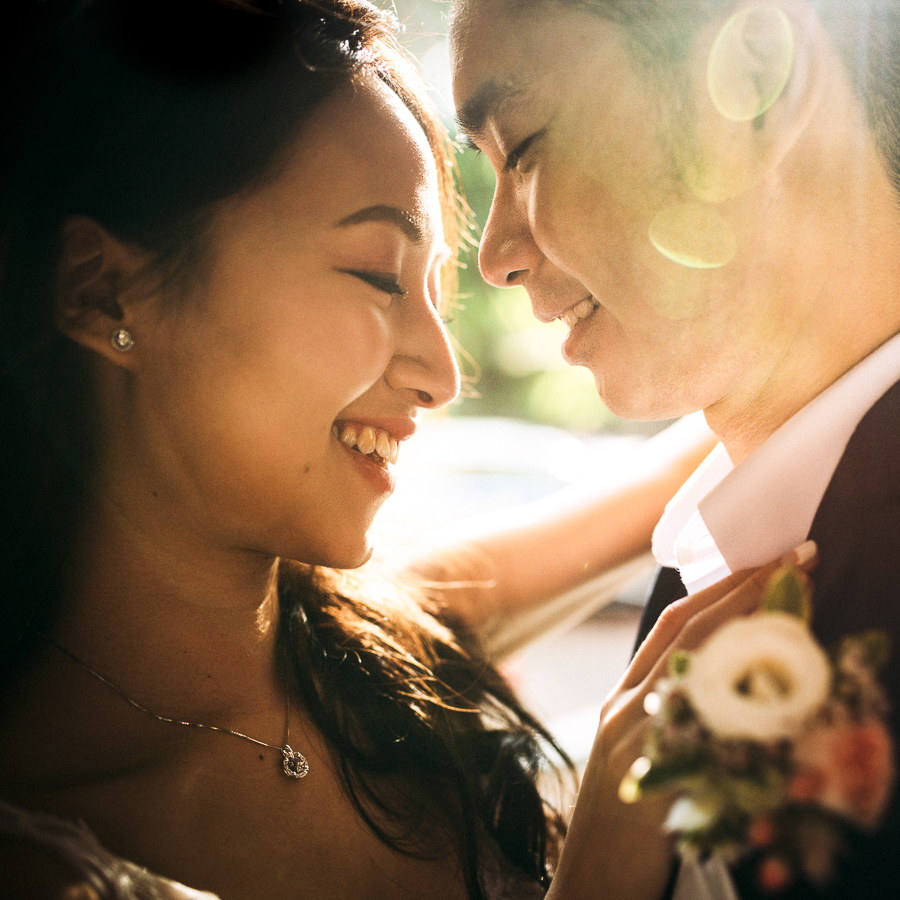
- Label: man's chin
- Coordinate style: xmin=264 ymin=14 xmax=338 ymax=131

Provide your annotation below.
xmin=592 ymin=374 xmax=699 ymax=424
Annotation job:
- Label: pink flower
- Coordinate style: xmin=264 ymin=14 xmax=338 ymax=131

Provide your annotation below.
xmin=791 ymin=720 xmax=894 ymax=829
xmin=758 ymin=855 xmax=793 ymax=893
xmin=748 ymin=815 xmax=777 ymax=848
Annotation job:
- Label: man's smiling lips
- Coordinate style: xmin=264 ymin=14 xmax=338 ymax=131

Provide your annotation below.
xmin=561 ymin=297 xmax=598 ymax=329
xmin=532 ymin=292 xmax=599 ymax=327
xmin=557 ymin=297 xmax=602 ymax=366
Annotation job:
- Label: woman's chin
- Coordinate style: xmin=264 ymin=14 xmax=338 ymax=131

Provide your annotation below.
xmin=333 ymin=543 xmax=375 ymax=570
xmin=293 ymin=535 xmax=375 ymax=571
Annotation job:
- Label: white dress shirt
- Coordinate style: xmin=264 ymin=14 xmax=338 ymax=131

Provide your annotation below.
xmin=652 ymin=330 xmax=900 ymax=900
xmin=654 ymin=330 xmax=900 ymax=595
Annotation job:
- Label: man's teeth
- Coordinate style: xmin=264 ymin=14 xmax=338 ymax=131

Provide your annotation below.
xmin=562 ymin=298 xmax=596 ymax=328
xmin=334 ymin=423 xmax=400 ymax=464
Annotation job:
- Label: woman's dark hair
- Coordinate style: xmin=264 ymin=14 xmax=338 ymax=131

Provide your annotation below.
xmin=0 ymin=1 xmax=567 ymax=896
xmin=280 ymin=562 xmax=570 ymax=896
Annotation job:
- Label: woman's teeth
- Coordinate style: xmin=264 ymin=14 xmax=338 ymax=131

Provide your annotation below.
xmin=562 ymin=298 xmax=597 ymax=328
xmin=334 ymin=423 xmax=399 ymax=465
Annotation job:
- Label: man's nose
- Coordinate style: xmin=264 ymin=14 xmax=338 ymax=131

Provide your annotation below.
xmin=478 ymin=178 xmax=541 ymax=288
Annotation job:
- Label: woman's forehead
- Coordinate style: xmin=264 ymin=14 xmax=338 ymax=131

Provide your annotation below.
xmin=207 ymin=78 xmax=440 ymax=249
xmin=305 ymin=79 xmax=434 ymax=180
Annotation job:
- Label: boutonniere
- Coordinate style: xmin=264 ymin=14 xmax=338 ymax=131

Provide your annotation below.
xmin=620 ymin=567 xmax=894 ymax=893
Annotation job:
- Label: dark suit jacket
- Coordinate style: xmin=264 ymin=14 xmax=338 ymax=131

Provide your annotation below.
xmin=634 ymin=378 xmax=900 ymax=899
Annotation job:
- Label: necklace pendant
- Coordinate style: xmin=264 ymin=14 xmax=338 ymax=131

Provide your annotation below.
xmin=282 ymin=744 xmax=309 ymax=779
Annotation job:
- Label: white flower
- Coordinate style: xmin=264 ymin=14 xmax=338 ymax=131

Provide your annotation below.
xmin=665 ymin=796 xmax=719 ymax=833
xmin=681 ymin=613 xmax=831 ymax=741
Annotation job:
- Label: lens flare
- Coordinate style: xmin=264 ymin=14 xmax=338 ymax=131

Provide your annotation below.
xmin=708 ymin=3 xmax=794 ymax=122
xmin=649 ymin=202 xmax=736 ymax=269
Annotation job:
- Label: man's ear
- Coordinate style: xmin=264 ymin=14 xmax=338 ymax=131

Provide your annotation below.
xmin=680 ymin=0 xmax=826 ymax=203
xmin=54 ymin=216 xmax=153 ymax=368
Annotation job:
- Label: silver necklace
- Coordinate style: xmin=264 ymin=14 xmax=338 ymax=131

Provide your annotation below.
xmin=37 ymin=633 xmax=310 ymax=779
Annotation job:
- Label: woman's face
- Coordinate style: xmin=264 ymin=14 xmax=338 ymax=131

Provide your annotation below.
xmin=451 ymin=0 xmax=808 ymax=424
xmin=121 ymin=78 xmax=459 ymax=568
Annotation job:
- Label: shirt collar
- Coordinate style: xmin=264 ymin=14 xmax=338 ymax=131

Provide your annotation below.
xmin=654 ymin=331 xmax=900 ymax=582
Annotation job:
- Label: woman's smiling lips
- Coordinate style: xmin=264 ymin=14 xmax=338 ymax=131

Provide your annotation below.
xmin=331 ymin=417 xmax=416 ymax=493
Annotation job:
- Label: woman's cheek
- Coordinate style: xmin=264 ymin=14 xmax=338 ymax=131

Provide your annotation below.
xmin=333 ymin=303 xmax=394 ymax=381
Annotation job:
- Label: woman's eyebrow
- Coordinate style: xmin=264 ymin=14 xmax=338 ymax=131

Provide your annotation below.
xmin=337 ymin=205 xmax=426 ymax=243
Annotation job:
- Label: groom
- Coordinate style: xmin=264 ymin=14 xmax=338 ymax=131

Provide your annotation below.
xmin=450 ymin=0 xmax=900 ymax=896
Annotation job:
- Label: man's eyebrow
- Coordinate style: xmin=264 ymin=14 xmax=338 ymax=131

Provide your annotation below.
xmin=336 ymin=205 xmax=426 ymax=243
xmin=455 ymin=79 xmax=522 ymax=141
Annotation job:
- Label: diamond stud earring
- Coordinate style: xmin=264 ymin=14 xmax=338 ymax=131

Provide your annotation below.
xmin=109 ymin=327 xmax=135 ymax=352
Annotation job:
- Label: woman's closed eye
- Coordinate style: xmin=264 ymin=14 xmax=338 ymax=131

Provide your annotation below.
xmin=457 ymin=133 xmax=480 ymax=155
xmin=340 ymin=269 xmax=408 ymax=299
xmin=503 ymin=128 xmax=546 ymax=173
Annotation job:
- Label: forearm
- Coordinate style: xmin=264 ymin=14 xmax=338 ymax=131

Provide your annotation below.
xmin=407 ymin=414 xmax=714 ymax=642
xmin=547 ymin=726 xmax=674 ymax=900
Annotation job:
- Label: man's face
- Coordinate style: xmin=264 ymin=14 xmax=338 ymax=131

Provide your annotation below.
xmin=451 ymin=0 xmax=809 ymax=427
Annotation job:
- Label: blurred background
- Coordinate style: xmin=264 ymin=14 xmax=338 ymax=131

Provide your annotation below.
xmin=366 ymin=0 xmax=663 ymax=768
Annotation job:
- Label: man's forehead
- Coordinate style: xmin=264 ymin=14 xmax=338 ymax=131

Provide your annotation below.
xmin=450 ymin=0 xmax=626 ymax=113
xmin=450 ymin=3 xmax=554 ymax=138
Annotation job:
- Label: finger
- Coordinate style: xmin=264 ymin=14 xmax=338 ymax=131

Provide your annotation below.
xmin=639 ymin=544 xmax=817 ymax=689
xmin=653 ymin=539 xmax=817 ymax=653
xmin=623 ymin=566 xmax=761 ymax=688
xmin=624 ymin=540 xmax=817 ymax=688
xmin=782 ymin=537 xmax=819 ymax=574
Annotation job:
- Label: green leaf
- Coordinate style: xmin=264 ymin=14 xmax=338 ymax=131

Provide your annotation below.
xmin=638 ymin=761 xmax=707 ymax=793
xmin=844 ymin=630 xmax=892 ymax=671
xmin=670 ymin=650 xmax=691 ymax=677
xmin=760 ymin=565 xmax=812 ymax=622
xmin=729 ymin=767 xmax=786 ymax=814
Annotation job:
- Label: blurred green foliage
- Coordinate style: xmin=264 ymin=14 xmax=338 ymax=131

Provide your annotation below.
xmin=448 ymin=148 xmax=624 ymax=432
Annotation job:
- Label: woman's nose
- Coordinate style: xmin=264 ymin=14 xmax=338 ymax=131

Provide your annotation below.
xmin=478 ymin=178 xmax=541 ymax=288
xmin=386 ymin=301 xmax=460 ymax=410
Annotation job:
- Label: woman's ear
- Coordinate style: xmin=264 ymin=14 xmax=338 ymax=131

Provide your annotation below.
xmin=54 ymin=216 xmax=153 ymax=368
xmin=679 ymin=0 xmax=826 ymax=203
